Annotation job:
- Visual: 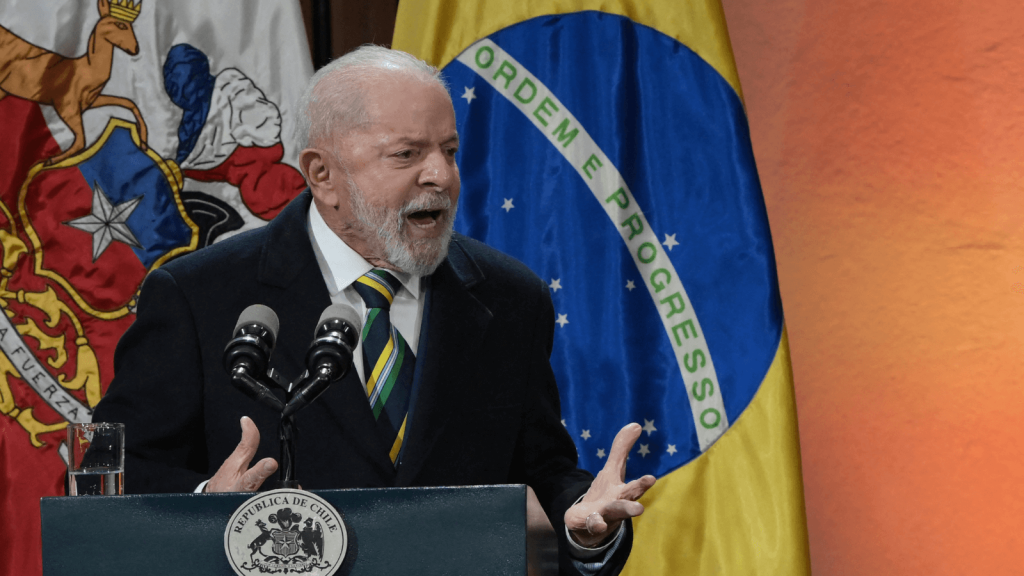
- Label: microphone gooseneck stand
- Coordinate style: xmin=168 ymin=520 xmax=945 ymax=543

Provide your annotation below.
xmin=275 ymin=363 xmax=346 ymax=488
xmin=267 ymin=368 xmax=301 ymax=489
xmin=225 ymin=304 xmax=360 ymax=490
xmin=230 ymin=354 xmax=352 ymax=489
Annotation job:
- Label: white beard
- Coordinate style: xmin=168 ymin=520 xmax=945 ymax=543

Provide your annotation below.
xmin=348 ymin=180 xmax=457 ymax=276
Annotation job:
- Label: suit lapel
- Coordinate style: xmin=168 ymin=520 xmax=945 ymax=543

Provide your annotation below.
xmin=255 ymin=190 xmax=328 ymax=378
xmin=258 ymin=190 xmax=396 ymax=479
xmin=256 ymin=190 xmax=328 ymax=375
xmin=396 ymin=237 xmax=492 ymax=485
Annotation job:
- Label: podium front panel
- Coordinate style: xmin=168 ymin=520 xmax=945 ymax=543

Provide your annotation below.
xmin=41 ymin=484 xmax=526 ymax=575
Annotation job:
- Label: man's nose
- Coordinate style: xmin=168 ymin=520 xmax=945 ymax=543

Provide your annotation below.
xmin=419 ymin=150 xmax=456 ymax=189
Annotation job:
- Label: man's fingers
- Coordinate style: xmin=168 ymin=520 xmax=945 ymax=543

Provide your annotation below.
xmin=584 ymin=512 xmax=607 ymax=535
xmin=605 ymin=423 xmax=642 ymax=479
xmin=621 ymin=475 xmax=656 ymax=501
xmin=564 ymin=504 xmax=598 ymax=531
xmin=204 ymin=419 xmax=276 ymax=493
xmin=599 ymin=499 xmax=645 ymax=521
xmin=565 ymin=509 xmax=586 ymax=532
xmin=239 ymin=458 xmax=278 ymax=492
xmin=565 ymin=495 xmax=645 ymax=530
xmin=225 ymin=416 xmax=261 ymax=471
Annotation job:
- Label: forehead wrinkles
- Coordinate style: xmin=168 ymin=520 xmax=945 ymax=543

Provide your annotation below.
xmin=339 ymin=79 xmax=455 ymax=156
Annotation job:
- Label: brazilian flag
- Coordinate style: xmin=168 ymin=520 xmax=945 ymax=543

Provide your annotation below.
xmin=395 ymin=1 xmax=811 ymax=573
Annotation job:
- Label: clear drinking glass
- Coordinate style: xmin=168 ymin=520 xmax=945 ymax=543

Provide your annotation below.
xmin=67 ymin=422 xmax=124 ymax=496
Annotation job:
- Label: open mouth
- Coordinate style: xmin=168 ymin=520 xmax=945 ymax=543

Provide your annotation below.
xmin=406 ymin=209 xmax=444 ymax=228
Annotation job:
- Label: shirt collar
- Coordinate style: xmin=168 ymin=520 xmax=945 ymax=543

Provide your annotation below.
xmin=307 ymin=202 xmax=421 ymax=298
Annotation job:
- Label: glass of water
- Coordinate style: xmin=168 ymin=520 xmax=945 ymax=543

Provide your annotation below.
xmin=67 ymin=423 xmax=124 ymax=496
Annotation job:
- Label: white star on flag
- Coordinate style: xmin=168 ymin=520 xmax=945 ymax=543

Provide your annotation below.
xmin=501 ymin=198 xmax=514 ymax=212
xmin=666 ymin=444 xmax=678 ymax=455
xmin=66 ymin=182 xmax=143 ymax=261
xmin=580 ymin=429 xmax=591 ymax=440
xmin=662 ymin=233 xmax=679 ymax=250
xmin=561 ymin=419 xmax=566 ymax=427
xmin=642 ymin=419 xmax=657 ymax=436
xmin=555 ymin=313 xmax=569 ymax=328
xmin=549 ymin=278 xmax=562 ymax=292
xmin=461 ymin=86 xmax=476 ymax=103
xmin=638 ymin=444 xmax=650 ymax=458
xmin=596 ymin=449 xmax=606 ymax=459
xmin=625 ymin=279 xmax=636 ymax=291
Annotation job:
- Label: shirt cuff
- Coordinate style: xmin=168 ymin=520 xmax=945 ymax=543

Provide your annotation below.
xmin=195 ymin=480 xmax=209 ymax=493
xmin=564 ymin=521 xmax=625 ymax=560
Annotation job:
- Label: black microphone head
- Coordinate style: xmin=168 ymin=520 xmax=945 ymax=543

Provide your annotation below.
xmin=225 ymin=304 xmax=279 ymax=378
xmin=303 ymin=304 xmax=361 ymax=379
xmin=315 ymin=303 xmax=361 ymax=347
xmin=235 ymin=304 xmax=280 ymax=339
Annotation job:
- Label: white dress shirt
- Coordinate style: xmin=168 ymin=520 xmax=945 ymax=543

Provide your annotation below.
xmin=307 ymin=202 xmax=425 ymax=388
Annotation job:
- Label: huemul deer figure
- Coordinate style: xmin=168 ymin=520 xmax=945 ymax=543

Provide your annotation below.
xmin=0 ymin=0 xmax=148 ymax=166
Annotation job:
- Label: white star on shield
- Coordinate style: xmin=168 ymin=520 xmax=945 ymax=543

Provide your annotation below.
xmin=66 ymin=182 xmax=143 ymax=261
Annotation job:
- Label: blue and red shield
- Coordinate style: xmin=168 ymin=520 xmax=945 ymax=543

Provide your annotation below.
xmin=20 ymin=118 xmax=198 ymax=314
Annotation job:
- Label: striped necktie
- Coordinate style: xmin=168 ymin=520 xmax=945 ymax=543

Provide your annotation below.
xmin=352 ymin=269 xmax=415 ymax=465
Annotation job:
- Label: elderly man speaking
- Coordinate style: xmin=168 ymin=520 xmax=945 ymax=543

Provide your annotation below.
xmin=93 ymin=46 xmax=654 ymax=575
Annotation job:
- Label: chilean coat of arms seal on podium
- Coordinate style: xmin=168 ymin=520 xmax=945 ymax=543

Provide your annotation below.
xmin=224 ymin=489 xmax=347 ymax=575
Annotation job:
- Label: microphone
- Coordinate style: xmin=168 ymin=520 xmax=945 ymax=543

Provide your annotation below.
xmin=281 ymin=304 xmax=361 ymax=418
xmin=223 ymin=304 xmax=284 ymax=412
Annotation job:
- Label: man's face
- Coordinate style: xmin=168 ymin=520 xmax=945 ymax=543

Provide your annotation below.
xmin=319 ymin=73 xmax=461 ymax=275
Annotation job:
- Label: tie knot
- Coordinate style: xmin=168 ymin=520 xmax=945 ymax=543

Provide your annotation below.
xmin=354 ymin=269 xmax=400 ymax=310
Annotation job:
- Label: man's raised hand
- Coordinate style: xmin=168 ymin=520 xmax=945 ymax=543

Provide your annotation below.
xmin=564 ymin=423 xmax=657 ymax=548
xmin=204 ymin=416 xmax=278 ymax=493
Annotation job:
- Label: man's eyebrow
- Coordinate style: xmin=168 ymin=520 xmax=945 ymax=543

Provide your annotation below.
xmin=390 ymin=133 xmax=460 ymax=147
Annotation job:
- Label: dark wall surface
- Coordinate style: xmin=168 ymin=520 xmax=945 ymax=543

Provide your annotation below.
xmin=298 ymin=0 xmax=398 ymax=65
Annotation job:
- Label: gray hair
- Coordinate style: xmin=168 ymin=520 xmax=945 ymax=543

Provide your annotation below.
xmin=296 ymin=45 xmax=450 ymax=150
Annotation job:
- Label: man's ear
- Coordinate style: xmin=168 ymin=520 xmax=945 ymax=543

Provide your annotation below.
xmin=299 ymin=148 xmax=330 ymax=189
xmin=300 ymin=148 xmax=340 ymax=205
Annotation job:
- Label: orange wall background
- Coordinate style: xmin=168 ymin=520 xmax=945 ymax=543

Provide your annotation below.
xmin=722 ymin=0 xmax=1024 ymax=573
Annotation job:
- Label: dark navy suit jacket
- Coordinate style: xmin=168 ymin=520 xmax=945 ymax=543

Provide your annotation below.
xmin=93 ymin=191 xmax=633 ymax=575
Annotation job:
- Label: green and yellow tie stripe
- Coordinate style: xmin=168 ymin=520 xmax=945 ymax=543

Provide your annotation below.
xmin=353 ymin=269 xmax=415 ymax=465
